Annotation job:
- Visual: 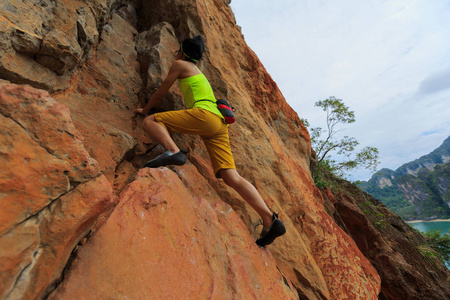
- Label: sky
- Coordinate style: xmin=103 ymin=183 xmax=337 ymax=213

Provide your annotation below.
xmin=230 ymin=0 xmax=450 ymax=181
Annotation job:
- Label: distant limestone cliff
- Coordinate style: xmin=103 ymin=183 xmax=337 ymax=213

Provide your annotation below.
xmin=1 ymin=0 xmax=449 ymax=299
xmin=361 ymin=136 xmax=450 ymax=221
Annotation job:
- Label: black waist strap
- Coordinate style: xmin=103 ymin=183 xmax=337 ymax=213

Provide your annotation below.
xmin=193 ymin=99 xmax=216 ymax=104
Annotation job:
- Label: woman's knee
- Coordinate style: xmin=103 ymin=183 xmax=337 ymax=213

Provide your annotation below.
xmin=221 ymin=169 xmax=241 ymax=187
xmin=143 ymin=115 xmax=156 ymax=131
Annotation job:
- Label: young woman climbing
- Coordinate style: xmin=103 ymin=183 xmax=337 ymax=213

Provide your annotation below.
xmin=134 ymin=35 xmax=285 ymax=247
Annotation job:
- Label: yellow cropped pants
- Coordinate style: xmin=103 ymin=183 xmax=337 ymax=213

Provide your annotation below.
xmin=154 ymin=108 xmax=236 ymax=177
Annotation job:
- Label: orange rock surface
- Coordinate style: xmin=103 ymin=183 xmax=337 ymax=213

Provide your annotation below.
xmin=49 ymin=168 xmax=298 ymax=299
xmin=0 ymin=84 xmax=116 ymax=299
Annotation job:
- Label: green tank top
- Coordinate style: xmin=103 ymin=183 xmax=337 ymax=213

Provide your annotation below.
xmin=178 ymin=70 xmax=223 ymax=119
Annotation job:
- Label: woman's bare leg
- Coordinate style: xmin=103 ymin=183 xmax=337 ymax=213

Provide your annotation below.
xmin=219 ymin=169 xmax=273 ymax=226
xmin=143 ymin=115 xmax=180 ymax=153
xmin=142 ymin=118 xmax=273 ymax=225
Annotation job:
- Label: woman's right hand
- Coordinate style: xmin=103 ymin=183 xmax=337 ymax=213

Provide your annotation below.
xmin=134 ymin=61 xmax=183 ymax=118
xmin=134 ymin=108 xmax=146 ymax=117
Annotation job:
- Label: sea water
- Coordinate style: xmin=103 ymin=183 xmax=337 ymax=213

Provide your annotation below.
xmin=408 ymin=220 xmax=450 ymax=269
xmin=408 ymin=220 xmax=450 ymax=234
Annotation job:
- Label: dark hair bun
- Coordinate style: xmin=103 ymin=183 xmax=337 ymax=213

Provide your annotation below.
xmin=182 ymin=35 xmax=204 ymax=61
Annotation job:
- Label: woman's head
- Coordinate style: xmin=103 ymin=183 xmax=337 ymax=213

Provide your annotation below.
xmin=180 ymin=35 xmax=204 ymax=63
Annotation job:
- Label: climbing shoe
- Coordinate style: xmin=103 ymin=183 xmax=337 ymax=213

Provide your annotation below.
xmin=256 ymin=212 xmax=286 ymax=247
xmin=144 ymin=150 xmax=187 ymax=168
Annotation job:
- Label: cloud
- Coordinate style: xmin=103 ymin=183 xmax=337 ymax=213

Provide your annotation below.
xmin=419 ymin=121 xmax=450 ymax=138
xmin=231 ymin=0 xmax=450 ymax=180
xmin=417 ymin=68 xmax=450 ymax=95
xmin=421 ymin=130 xmax=439 ymax=136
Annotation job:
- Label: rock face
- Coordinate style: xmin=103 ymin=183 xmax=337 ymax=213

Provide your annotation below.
xmin=0 ymin=84 xmax=116 ymax=299
xmin=48 ymin=167 xmax=298 ymax=299
xmin=2 ymin=0 xmax=445 ymax=299
xmin=328 ymin=179 xmax=450 ymax=299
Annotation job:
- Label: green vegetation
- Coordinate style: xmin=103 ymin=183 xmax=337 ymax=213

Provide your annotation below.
xmin=302 ymin=96 xmax=379 ymax=180
xmin=417 ymin=246 xmax=441 ymax=266
xmin=358 ymin=136 xmax=450 ymax=221
xmin=421 ymin=229 xmax=450 ymax=265
xmin=418 ymin=164 xmax=450 ymax=204
xmin=363 ymin=171 xmax=450 ymax=220
xmin=312 ymin=159 xmax=331 ymax=189
xmin=361 ymin=177 xmax=418 ymax=220
xmin=374 ymin=219 xmax=386 ymax=230
xmin=311 ymin=159 xmax=342 ymax=193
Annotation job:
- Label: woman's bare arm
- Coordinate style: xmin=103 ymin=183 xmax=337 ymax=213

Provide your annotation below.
xmin=135 ymin=61 xmax=184 ymax=115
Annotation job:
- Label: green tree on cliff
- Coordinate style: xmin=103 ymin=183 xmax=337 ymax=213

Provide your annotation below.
xmin=302 ymin=96 xmax=379 ymax=179
xmin=422 ymin=229 xmax=450 ymax=264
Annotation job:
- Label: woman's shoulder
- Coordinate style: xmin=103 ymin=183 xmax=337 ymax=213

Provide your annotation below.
xmin=173 ymin=60 xmax=201 ymax=79
xmin=172 ymin=59 xmax=193 ymax=69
